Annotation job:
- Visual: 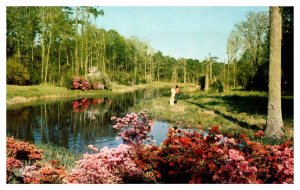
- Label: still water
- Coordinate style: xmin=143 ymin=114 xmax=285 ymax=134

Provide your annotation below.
xmin=7 ymin=88 xmax=170 ymax=153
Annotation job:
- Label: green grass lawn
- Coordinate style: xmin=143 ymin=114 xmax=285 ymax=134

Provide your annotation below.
xmin=129 ymin=89 xmax=293 ymax=143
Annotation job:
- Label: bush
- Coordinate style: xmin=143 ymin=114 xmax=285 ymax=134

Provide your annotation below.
xmin=87 ymin=67 xmax=111 ymax=90
xmin=6 ymin=114 xmax=294 ymax=184
xmin=22 ymin=161 xmax=66 ymax=184
xmin=7 ymin=57 xmax=30 ymax=85
xmin=110 ymin=114 xmax=294 ymax=184
xmin=6 ymin=137 xmax=43 ymax=183
xmin=211 ymin=80 xmax=224 ymax=93
xmin=72 ymin=76 xmax=90 ymax=91
xmin=63 ymin=73 xmax=74 ymax=89
xmin=65 ymin=144 xmax=142 ymax=184
xmin=6 ymin=137 xmax=66 ymax=184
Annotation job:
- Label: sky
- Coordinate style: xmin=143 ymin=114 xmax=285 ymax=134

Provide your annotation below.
xmin=97 ymin=6 xmax=268 ymax=62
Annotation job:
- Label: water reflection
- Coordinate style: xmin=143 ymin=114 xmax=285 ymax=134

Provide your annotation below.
xmin=7 ymin=88 xmax=169 ymax=153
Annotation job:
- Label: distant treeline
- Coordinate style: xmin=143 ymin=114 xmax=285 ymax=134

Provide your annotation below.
xmin=6 ymin=7 xmax=293 ymax=93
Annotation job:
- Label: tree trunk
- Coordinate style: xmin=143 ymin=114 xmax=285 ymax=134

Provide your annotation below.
xmin=102 ymin=31 xmax=106 ymax=72
xmin=75 ymin=7 xmax=79 ymax=75
xmin=41 ymin=6 xmax=45 ymax=81
xmin=44 ymin=29 xmax=52 ymax=83
xmin=209 ymin=60 xmax=212 ymax=80
xmin=44 ymin=8 xmax=52 ymax=83
xmin=58 ymin=42 xmax=61 ymax=84
xmin=265 ymin=6 xmax=284 ymax=139
xmin=157 ymin=63 xmax=160 ymax=82
xmin=204 ymin=73 xmax=209 ymax=91
xmin=233 ymin=60 xmax=236 ymax=88
xmin=223 ymin=61 xmax=226 ymax=88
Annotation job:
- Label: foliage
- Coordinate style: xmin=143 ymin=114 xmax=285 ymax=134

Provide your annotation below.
xmin=64 ymin=144 xmax=142 ymax=184
xmin=35 ymin=143 xmax=81 ymax=172
xmin=7 ymin=57 xmax=30 ymax=85
xmin=110 ymin=114 xmax=294 ymax=184
xmin=22 ymin=161 xmax=66 ymax=184
xmin=7 ymin=137 xmax=43 ymax=164
xmin=6 ymin=137 xmax=67 ymax=184
xmin=72 ymin=76 xmax=90 ymax=91
xmin=6 ymin=137 xmax=43 ymax=183
xmin=7 ymin=109 xmax=294 ymax=184
xmin=87 ymin=67 xmax=111 ymax=90
xmin=111 ymin=112 xmax=154 ymax=145
xmin=211 ymin=80 xmax=224 ymax=93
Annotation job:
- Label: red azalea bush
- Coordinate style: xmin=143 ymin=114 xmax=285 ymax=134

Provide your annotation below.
xmin=72 ymin=76 xmax=90 ymax=91
xmin=110 ymin=114 xmax=294 ymax=184
xmin=22 ymin=160 xmax=66 ymax=184
xmin=6 ymin=137 xmax=66 ymax=184
xmin=7 ymin=137 xmax=43 ymax=164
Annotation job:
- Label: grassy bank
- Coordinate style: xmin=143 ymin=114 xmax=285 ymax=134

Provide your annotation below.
xmin=7 ymin=83 xmax=112 ymax=109
xmin=7 ymin=82 xmax=195 ymax=110
xmin=129 ymin=89 xmax=293 ymax=142
xmin=35 ymin=143 xmax=81 ymax=172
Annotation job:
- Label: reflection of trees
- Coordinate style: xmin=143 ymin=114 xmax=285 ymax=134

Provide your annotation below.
xmin=7 ymin=88 xmax=168 ymax=153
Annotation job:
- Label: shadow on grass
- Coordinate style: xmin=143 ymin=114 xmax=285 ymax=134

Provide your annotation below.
xmin=184 ymin=99 xmax=262 ymax=131
xmin=221 ymin=95 xmax=293 ymax=117
xmin=192 ymin=94 xmax=293 ymax=117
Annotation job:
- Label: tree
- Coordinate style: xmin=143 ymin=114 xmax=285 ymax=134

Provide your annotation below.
xmin=265 ymin=7 xmax=284 ymax=139
xmin=233 ymin=11 xmax=269 ymax=90
xmin=227 ymin=30 xmax=241 ymax=88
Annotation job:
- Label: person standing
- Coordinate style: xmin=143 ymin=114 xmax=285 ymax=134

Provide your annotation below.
xmin=174 ymin=85 xmax=180 ymax=104
xmin=170 ymin=85 xmax=176 ymax=105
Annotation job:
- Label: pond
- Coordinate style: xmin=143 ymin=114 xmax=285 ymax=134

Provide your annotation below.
xmin=7 ymin=88 xmax=170 ymax=154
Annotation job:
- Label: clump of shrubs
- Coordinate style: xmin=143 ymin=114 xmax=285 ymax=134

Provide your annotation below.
xmin=87 ymin=67 xmax=112 ymax=90
xmin=6 ymin=137 xmax=66 ymax=184
xmin=7 ymin=57 xmax=30 ymax=85
xmin=72 ymin=76 xmax=90 ymax=91
xmin=211 ymin=79 xmax=224 ymax=93
xmin=70 ymin=67 xmax=112 ymax=91
xmin=7 ymin=113 xmax=294 ymax=184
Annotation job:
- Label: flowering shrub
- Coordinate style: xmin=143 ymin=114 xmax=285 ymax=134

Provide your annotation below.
xmin=111 ymin=112 xmax=154 ymax=145
xmin=254 ymin=130 xmax=265 ymax=138
xmin=22 ymin=160 xmax=66 ymax=184
xmin=110 ymin=115 xmax=294 ymax=184
xmin=6 ymin=113 xmax=294 ymax=184
xmin=72 ymin=76 xmax=90 ymax=91
xmin=87 ymin=67 xmax=111 ymax=90
xmin=7 ymin=137 xmax=43 ymax=163
xmin=7 ymin=137 xmax=43 ymax=183
xmin=6 ymin=137 xmax=66 ymax=184
xmin=65 ymin=144 xmax=142 ymax=184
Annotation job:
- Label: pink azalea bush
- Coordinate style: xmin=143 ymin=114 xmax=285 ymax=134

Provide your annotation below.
xmin=72 ymin=76 xmax=90 ymax=91
xmin=111 ymin=112 xmax=154 ymax=145
xmin=64 ymin=144 xmax=142 ymax=184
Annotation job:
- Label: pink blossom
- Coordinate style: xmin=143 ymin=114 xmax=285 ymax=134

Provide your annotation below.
xmin=228 ymin=149 xmax=244 ymax=161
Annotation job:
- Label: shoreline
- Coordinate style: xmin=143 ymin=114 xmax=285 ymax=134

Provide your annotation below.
xmin=7 ymin=82 xmax=197 ymax=110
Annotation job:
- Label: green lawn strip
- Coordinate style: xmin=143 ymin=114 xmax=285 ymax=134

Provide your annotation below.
xmin=129 ymin=96 xmax=255 ymax=137
xmin=129 ymin=89 xmax=293 ymax=142
xmin=187 ymin=90 xmax=293 ymax=140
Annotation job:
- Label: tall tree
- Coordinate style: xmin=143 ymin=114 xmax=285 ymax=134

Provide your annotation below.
xmin=227 ymin=30 xmax=241 ymax=88
xmin=265 ymin=7 xmax=284 ymax=139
